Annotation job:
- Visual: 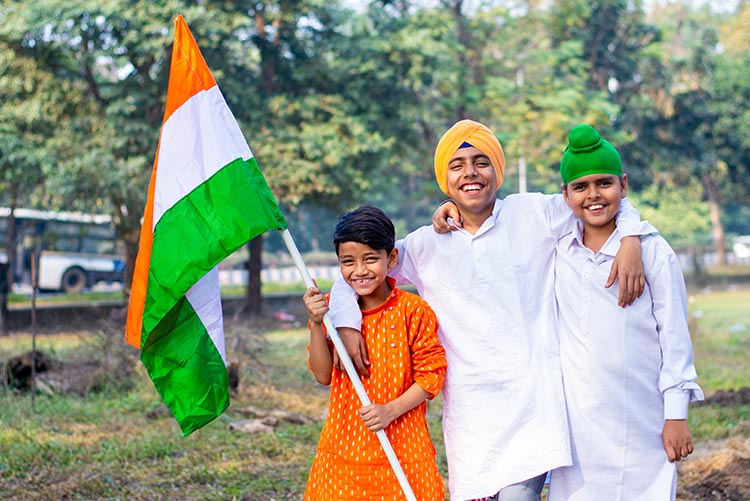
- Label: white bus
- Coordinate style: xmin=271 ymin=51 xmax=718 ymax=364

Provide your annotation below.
xmin=0 ymin=207 xmax=125 ymax=293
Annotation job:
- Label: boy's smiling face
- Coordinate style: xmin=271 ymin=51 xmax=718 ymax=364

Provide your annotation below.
xmin=445 ymin=145 xmax=497 ymax=220
xmin=337 ymin=242 xmax=397 ymax=309
xmin=563 ymin=173 xmax=628 ymax=231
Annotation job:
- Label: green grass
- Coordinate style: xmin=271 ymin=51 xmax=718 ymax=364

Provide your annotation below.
xmin=689 ymin=289 xmax=750 ymax=389
xmin=685 ymin=287 xmax=750 ymax=441
xmin=7 ymin=290 xmax=126 ymax=306
xmin=0 ymin=336 xmax=320 ymax=500
xmin=0 ymin=287 xmax=748 ymax=500
xmin=0 ymin=331 xmax=89 ymax=358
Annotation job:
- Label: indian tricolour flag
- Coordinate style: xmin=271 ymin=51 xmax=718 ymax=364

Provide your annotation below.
xmin=125 ymin=15 xmax=287 ymax=436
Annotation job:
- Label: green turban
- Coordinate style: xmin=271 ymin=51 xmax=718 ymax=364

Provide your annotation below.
xmin=560 ymin=124 xmax=622 ymax=184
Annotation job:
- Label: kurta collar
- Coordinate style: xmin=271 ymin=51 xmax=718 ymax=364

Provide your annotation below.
xmin=562 ymin=221 xmax=622 ymax=257
xmin=451 ymin=198 xmax=504 ymax=238
xmin=361 ymin=276 xmax=399 ymax=315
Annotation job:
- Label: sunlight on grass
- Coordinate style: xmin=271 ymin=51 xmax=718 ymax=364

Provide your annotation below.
xmin=0 ymin=332 xmax=89 ymax=358
xmin=689 ymin=288 xmax=750 ymax=390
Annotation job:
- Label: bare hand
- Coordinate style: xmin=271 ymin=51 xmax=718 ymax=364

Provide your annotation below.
xmin=606 ymin=236 xmax=645 ymax=307
xmin=303 ymin=287 xmax=329 ymax=323
xmin=359 ymin=403 xmax=396 ymax=432
xmin=662 ymin=419 xmax=694 ymax=462
xmin=432 ymin=200 xmax=462 ymax=233
xmin=333 ymin=327 xmax=370 ymax=377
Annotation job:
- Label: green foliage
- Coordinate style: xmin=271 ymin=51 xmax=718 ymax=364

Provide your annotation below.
xmin=0 ymin=40 xmax=51 ymax=206
xmin=251 ymin=93 xmax=394 ymax=209
xmin=628 ymin=179 xmax=711 ymax=247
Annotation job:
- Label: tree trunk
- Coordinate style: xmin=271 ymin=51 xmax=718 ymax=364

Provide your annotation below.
xmin=116 ymin=201 xmax=142 ymax=296
xmin=0 ymin=292 xmax=7 ymax=334
xmin=242 ymin=4 xmax=279 ymax=313
xmin=245 ymin=235 xmax=264 ymax=315
xmin=5 ymin=186 xmax=18 ymax=294
xmin=122 ymin=232 xmax=140 ymax=295
xmin=702 ymin=173 xmax=727 ymax=265
xmin=1 ymin=189 xmax=18 ymax=333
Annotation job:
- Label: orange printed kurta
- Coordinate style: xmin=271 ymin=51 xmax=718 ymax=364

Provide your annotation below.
xmin=305 ymin=286 xmax=447 ymax=501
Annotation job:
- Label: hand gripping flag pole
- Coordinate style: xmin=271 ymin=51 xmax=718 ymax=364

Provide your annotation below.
xmin=280 ymin=229 xmax=418 ymax=501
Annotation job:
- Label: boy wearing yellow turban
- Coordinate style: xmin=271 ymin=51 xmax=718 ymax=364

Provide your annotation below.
xmin=432 ymin=120 xmax=506 ymax=234
xmin=549 ymin=124 xmax=703 ymax=500
xmin=329 ymin=120 xmax=654 ymax=501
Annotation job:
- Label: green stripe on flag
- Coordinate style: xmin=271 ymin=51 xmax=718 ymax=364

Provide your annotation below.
xmin=141 ymin=295 xmax=229 ymax=436
xmin=143 ymin=156 xmax=286 ymax=336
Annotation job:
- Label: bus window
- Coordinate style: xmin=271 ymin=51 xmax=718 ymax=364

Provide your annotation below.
xmin=0 ymin=208 xmax=125 ymax=293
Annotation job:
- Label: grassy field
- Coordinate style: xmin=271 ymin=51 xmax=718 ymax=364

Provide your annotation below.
xmin=0 ymin=287 xmax=748 ymax=500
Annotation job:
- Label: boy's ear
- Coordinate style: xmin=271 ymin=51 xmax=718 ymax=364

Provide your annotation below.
xmin=387 ymin=248 xmax=399 ymax=269
xmin=561 ymin=183 xmax=570 ymax=204
xmin=620 ymin=173 xmax=628 ymax=199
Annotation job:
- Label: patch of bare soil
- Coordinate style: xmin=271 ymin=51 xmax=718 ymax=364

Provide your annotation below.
xmin=677 ymin=436 xmax=750 ymax=501
xmin=694 ymin=387 xmax=750 ymax=407
xmin=2 ymin=345 xmax=137 ymax=396
xmin=1 ymin=307 xmax=139 ymax=395
xmin=676 ymin=387 xmax=750 ymax=500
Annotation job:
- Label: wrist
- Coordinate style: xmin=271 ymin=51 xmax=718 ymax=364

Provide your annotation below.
xmin=384 ymin=401 xmax=400 ymax=422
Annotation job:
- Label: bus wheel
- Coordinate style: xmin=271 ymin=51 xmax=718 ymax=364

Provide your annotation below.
xmin=61 ymin=267 xmax=87 ymax=293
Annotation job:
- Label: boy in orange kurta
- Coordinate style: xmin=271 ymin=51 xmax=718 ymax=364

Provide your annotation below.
xmin=303 ymin=205 xmax=448 ymax=501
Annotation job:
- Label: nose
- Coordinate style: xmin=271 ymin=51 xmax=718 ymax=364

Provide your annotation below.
xmin=353 ymin=260 xmax=368 ymax=276
xmin=587 ymin=185 xmax=601 ymax=199
xmin=463 ymin=163 xmax=478 ymax=177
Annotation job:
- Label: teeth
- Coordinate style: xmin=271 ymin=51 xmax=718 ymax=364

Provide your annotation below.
xmin=588 ymin=204 xmax=603 ymax=210
xmin=462 ymin=184 xmax=482 ymax=192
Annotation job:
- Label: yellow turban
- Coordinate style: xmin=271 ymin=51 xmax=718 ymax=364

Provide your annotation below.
xmin=434 ymin=119 xmax=506 ymax=195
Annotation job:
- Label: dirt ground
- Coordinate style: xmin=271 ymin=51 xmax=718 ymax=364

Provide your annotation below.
xmin=675 ymin=388 xmax=750 ymax=501
xmin=677 ymin=435 xmax=750 ymax=501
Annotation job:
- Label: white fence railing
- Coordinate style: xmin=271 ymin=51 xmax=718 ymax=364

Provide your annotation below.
xmin=219 ymin=265 xmax=340 ymax=286
xmin=677 ymin=252 xmax=750 ymax=272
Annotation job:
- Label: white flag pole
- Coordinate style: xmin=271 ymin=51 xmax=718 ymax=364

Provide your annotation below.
xmin=279 ymin=228 xmax=417 ymax=501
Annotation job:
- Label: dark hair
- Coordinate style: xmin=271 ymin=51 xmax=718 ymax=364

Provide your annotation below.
xmin=333 ymin=205 xmax=395 ymax=255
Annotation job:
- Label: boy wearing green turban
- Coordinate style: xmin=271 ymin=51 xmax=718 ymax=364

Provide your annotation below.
xmin=549 ymin=124 xmax=704 ymax=500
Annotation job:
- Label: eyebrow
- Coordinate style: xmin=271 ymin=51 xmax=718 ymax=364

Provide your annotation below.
xmin=338 ymin=250 xmax=381 ymax=259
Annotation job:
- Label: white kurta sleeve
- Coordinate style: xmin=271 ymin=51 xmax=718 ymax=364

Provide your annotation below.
xmin=541 ymin=193 xmax=578 ymax=240
xmin=645 ymin=237 xmax=705 ymax=420
xmin=615 ymin=198 xmax=658 ymax=238
xmin=328 ymin=272 xmax=362 ymax=330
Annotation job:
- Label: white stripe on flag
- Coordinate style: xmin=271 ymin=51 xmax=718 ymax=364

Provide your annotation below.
xmin=186 ymin=267 xmax=226 ymax=364
xmin=154 ymin=86 xmax=254 ymax=227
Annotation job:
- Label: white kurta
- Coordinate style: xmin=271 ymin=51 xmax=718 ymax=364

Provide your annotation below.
xmin=330 ymin=195 xmax=648 ymax=500
xmin=549 ymin=225 xmax=704 ymax=501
